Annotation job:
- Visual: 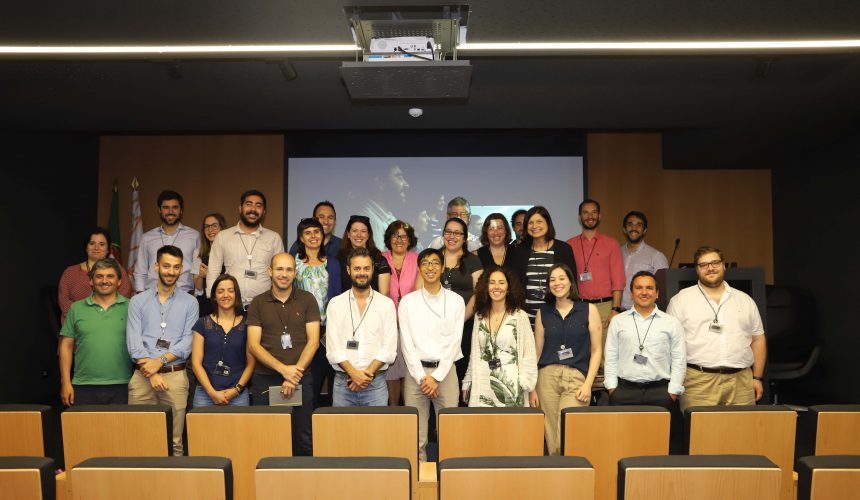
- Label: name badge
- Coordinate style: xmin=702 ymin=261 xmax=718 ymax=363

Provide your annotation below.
xmin=558 ymin=347 xmax=573 ymax=360
xmin=244 ymin=269 xmax=257 ymax=279
xmin=487 ymin=359 xmax=502 ymax=369
xmin=633 ymin=353 xmax=649 ymax=365
xmin=346 ymin=339 xmax=360 ymax=350
xmin=708 ymin=322 xmax=723 ymax=333
xmin=281 ymin=333 xmax=293 ymax=350
xmin=156 ymin=338 xmax=171 ymax=349
xmin=579 ymin=271 xmax=592 ymax=282
xmin=214 ymin=361 xmax=231 ymax=376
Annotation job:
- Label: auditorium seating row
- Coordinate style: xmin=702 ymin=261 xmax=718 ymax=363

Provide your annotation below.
xmin=0 ymin=404 xmax=858 ymax=500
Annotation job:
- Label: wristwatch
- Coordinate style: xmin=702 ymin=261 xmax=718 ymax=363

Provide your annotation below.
xmin=612 ymin=306 xmax=624 ymax=313
xmin=752 ymin=375 xmax=764 ymax=381
xmin=234 ymin=383 xmax=245 ymax=393
xmin=159 ymin=356 xmax=169 ymax=366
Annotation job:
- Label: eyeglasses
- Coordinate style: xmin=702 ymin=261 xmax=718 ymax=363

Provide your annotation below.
xmin=420 ymin=261 xmax=442 ymax=269
xmin=697 ymin=259 xmax=723 ymax=270
xmin=391 ymin=234 xmax=409 ymax=241
xmin=203 ymin=223 xmax=221 ymax=230
xmin=448 ymin=211 xmax=470 ymax=218
xmin=444 ymin=230 xmax=465 ymax=237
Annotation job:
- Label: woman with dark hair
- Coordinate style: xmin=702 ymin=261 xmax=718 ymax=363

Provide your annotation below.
xmin=461 ymin=266 xmax=537 ymax=407
xmin=441 ymin=217 xmax=484 ymax=383
xmin=192 ymin=213 xmax=227 ymax=317
xmin=58 ymin=227 xmax=132 ymax=324
xmin=381 ymin=220 xmax=422 ymax=405
xmin=476 ymin=213 xmax=515 ymax=269
xmin=191 ymin=274 xmax=255 ymax=406
xmin=295 ymin=217 xmax=342 ymax=407
xmin=530 ymin=263 xmax=602 ymax=455
xmin=510 ymin=206 xmax=576 ymax=327
xmin=337 ymin=215 xmax=391 ymax=295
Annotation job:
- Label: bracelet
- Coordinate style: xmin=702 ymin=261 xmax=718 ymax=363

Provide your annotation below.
xmin=752 ymin=376 xmax=764 ymax=381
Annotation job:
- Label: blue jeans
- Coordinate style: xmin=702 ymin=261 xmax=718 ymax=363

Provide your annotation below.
xmin=193 ymin=385 xmax=250 ymax=407
xmin=332 ymin=371 xmax=388 ymax=407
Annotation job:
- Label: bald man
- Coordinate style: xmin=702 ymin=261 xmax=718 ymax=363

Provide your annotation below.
xmin=247 ymin=252 xmax=321 ymax=455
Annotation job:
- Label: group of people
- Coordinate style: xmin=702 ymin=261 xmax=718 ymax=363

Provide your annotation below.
xmin=58 ymin=189 xmax=766 ymax=459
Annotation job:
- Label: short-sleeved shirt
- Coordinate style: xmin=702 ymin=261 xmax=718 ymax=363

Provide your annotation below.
xmin=60 ymin=295 xmax=133 ymax=385
xmin=192 ymin=315 xmax=248 ymax=390
xmin=441 ymin=253 xmax=483 ymax=304
xmin=246 ymin=288 xmax=321 ymax=375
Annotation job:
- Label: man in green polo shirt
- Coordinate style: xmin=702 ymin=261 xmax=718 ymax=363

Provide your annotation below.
xmin=60 ymin=258 xmax=133 ymax=405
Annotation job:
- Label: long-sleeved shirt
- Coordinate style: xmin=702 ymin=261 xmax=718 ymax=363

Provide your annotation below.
xmin=126 ymin=288 xmax=198 ymax=365
xmin=667 ymin=282 xmax=765 ymax=369
xmin=567 ymin=230 xmax=625 ymax=300
xmin=207 ymin=223 xmax=284 ymax=305
xmin=604 ymin=306 xmax=686 ymax=395
xmin=621 ymin=242 xmax=669 ymax=310
xmin=132 ymin=223 xmax=199 ymax=293
xmin=325 ymin=289 xmax=398 ymax=371
xmin=398 ymin=287 xmax=465 ymax=384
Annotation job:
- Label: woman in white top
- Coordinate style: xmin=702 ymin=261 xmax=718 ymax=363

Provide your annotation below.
xmin=462 ymin=266 xmax=537 ymax=407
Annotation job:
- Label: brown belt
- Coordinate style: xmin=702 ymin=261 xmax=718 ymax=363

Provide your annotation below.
xmin=136 ymin=363 xmax=187 ymax=374
xmin=687 ymin=363 xmax=745 ymax=375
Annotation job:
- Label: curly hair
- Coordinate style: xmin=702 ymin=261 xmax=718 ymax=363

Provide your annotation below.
xmin=384 ymin=220 xmax=418 ymax=251
xmin=473 ymin=266 xmax=525 ymax=318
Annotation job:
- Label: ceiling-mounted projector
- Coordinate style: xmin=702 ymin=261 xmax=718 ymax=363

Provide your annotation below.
xmin=341 ymin=3 xmax=472 ymax=99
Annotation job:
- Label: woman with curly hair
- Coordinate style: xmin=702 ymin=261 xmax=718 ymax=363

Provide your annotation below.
xmin=461 ymin=266 xmax=537 ymax=407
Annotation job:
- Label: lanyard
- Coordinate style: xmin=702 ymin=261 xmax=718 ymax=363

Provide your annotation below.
xmin=273 ymin=291 xmax=293 ymax=334
xmin=578 ymin=235 xmax=598 ymax=272
xmin=156 ymin=291 xmax=174 ymax=339
xmin=160 ymin=227 xmax=180 ymax=248
xmin=349 ymin=290 xmax=374 ymax=339
xmin=485 ymin=311 xmax=507 ymax=356
xmin=215 ymin=314 xmax=239 ymax=363
xmin=555 ymin=304 xmax=573 ymax=348
xmin=421 ymin=288 xmax=446 ymax=319
xmin=697 ymin=285 xmax=727 ymax=324
xmin=238 ymin=232 xmax=259 ymax=267
xmin=528 ymin=245 xmax=551 ymax=293
xmin=632 ymin=312 xmax=656 ymax=351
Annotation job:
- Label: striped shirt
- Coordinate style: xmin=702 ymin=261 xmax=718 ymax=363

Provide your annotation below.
xmin=524 ymin=249 xmax=554 ymax=325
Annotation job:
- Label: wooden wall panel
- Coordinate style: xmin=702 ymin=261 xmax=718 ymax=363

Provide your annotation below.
xmin=587 ymin=133 xmax=773 ymax=283
xmin=97 ymin=135 xmax=284 ymax=265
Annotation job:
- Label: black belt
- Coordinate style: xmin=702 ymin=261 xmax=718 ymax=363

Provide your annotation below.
xmin=135 ymin=363 xmax=187 ymax=374
xmin=421 ymin=360 xmax=440 ymax=368
xmin=336 ymin=370 xmax=388 ymax=379
xmin=618 ymin=378 xmax=668 ymax=389
xmin=687 ymin=363 xmax=745 ymax=375
xmin=583 ymin=296 xmax=613 ymax=304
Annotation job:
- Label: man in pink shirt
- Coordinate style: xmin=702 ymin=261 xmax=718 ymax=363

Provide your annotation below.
xmin=567 ymin=199 xmax=626 ymax=341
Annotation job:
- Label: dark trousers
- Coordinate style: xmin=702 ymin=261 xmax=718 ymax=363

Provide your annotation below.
xmin=250 ymin=372 xmax=315 ymax=456
xmin=310 ymin=342 xmax=334 ymax=408
xmin=73 ymin=384 xmax=128 ymax=405
xmin=610 ymin=378 xmax=684 ymax=454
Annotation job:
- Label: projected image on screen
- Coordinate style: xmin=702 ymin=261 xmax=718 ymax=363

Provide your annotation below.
xmin=287 ymin=157 xmax=585 ymax=250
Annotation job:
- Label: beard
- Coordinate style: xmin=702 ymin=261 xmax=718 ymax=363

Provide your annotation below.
xmin=161 ymin=213 xmax=181 ymax=226
xmin=626 ymin=233 xmax=644 ymax=244
xmin=239 ymin=211 xmax=261 ymax=228
xmin=352 ymin=279 xmax=371 ymax=290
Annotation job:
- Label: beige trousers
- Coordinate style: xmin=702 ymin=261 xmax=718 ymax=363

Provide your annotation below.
xmin=679 ymin=367 xmax=755 ymax=413
xmin=537 ymin=364 xmax=587 ymax=456
xmin=128 ymin=369 xmax=189 ymax=456
xmin=403 ymin=367 xmax=459 ymax=462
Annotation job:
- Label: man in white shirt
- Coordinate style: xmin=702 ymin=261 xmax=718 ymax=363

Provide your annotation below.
xmin=325 ymin=247 xmax=398 ymax=406
xmin=133 ymin=190 xmax=199 ymax=293
xmin=667 ymin=246 xmax=767 ymax=412
xmin=207 ymin=189 xmax=285 ymax=308
xmin=605 ymin=270 xmax=685 ymax=408
xmin=398 ymin=248 xmax=465 ymax=461
xmin=620 ymin=211 xmax=669 ymax=310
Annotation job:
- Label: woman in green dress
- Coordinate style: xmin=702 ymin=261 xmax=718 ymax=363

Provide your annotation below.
xmin=461 ymin=266 xmax=537 ymax=407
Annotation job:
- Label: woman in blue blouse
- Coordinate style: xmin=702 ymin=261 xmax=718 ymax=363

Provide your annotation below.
xmin=191 ymin=274 xmax=255 ymax=406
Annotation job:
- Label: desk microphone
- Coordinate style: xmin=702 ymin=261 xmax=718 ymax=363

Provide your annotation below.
xmin=669 ymin=238 xmax=680 ymax=268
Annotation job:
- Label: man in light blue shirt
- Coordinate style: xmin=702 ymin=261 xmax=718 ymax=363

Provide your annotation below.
xmin=604 ymin=270 xmax=685 ymax=409
xmin=127 ymin=245 xmax=198 ymax=455
xmin=132 ymin=190 xmax=199 ymax=293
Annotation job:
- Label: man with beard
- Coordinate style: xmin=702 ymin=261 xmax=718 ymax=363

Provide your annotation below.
xmin=60 ymin=258 xmax=133 ymax=406
xmin=364 ymin=165 xmax=410 ymax=249
xmin=567 ymin=199 xmax=625 ymax=336
xmin=208 ymin=190 xmax=285 ymax=308
xmin=398 ymin=248 xmax=464 ymax=461
xmin=620 ymin=211 xmax=668 ymax=311
xmin=133 ymin=190 xmax=199 ymax=293
xmin=325 ymin=247 xmax=397 ymax=406
xmin=127 ymin=245 xmax=198 ymax=455
xmin=288 ymin=200 xmax=341 ymax=260
xmin=246 ymin=252 xmax=320 ymax=455
xmin=511 ymin=209 xmax=527 ymax=246
xmin=667 ymin=247 xmax=767 ymax=411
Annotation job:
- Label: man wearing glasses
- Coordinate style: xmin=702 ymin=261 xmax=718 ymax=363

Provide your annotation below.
xmin=428 ymin=196 xmax=482 ymax=252
xmin=667 ymin=246 xmax=767 ymax=411
xmin=398 ymin=248 xmax=465 ymax=461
